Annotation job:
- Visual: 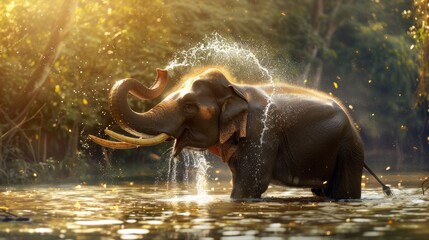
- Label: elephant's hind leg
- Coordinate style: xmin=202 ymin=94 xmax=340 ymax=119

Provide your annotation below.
xmin=325 ymin=140 xmax=364 ymax=199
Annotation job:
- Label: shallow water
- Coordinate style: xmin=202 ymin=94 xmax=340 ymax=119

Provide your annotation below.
xmin=1 ymin=177 xmax=429 ymax=240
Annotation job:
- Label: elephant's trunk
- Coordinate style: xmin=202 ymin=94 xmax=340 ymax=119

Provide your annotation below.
xmin=109 ymin=69 xmax=168 ymax=138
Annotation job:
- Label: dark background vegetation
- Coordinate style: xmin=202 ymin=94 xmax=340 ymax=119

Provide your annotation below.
xmin=0 ymin=0 xmax=428 ymax=184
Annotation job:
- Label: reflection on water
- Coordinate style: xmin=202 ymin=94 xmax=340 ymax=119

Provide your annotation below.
xmin=1 ymin=176 xmax=429 ymax=239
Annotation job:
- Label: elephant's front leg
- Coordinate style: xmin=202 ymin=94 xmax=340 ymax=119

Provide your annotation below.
xmin=228 ymin=142 xmax=277 ymax=199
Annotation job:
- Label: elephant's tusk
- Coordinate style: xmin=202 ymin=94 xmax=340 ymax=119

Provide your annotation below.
xmin=127 ymin=130 xmax=155 ymax=138
xmin=104 ymin=129 xmax=169 ymax=146
xmin=88 ymin=135 xmax=139 ymax=149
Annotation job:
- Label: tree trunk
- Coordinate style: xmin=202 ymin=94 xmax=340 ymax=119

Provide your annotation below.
xmin=10 ymin=0 xmax=78 ymax=122
xmin=313 ymin=62 xmax=324 ymax=88
xmin=302 ymin=0 xmax=323 ymax=82
xmin=303 ymin=0 xmax=352 ymax=89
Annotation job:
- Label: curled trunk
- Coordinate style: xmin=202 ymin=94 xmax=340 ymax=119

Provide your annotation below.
xmin=109 ymin=69 xmax=168 ymax=137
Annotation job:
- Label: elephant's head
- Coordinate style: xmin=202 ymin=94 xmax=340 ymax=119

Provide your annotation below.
xmin=90 ymin=68 xmax=248 ymax=159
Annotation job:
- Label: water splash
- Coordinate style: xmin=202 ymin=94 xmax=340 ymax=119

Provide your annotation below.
xmin=183 ymin=150 xmax=210 ymax=196
xmin=167 ymin=150 xmax=210 ymax=196
xmin=167 ymin=156 xmax=177 ymax=184
xmin=165 ymin=33 xmax=275 ymax=144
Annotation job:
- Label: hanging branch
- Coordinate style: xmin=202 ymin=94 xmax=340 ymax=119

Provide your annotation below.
xmin=0 ymin=105 xmax=45 ymax=141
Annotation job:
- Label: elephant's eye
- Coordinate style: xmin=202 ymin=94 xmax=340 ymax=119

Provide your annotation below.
xmin=184 ymin=103 xmax=198 ymax=115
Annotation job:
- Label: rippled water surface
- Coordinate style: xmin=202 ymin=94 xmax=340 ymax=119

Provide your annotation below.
xmin=1 ymin=176 xmax=429 ymax=240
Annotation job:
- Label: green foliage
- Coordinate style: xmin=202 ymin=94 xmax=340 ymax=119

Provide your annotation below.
xmin=325 ymin=0 xmax=423 ymax=167
xmin=404 ymin=0 xmax=429 ymax=104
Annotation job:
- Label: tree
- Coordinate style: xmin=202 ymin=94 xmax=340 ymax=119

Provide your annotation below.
xmin=10 ymin=0 xmax=78 ymax=121
xmin=274 ymin=0 xmax=354 ymax=87
xmin=324 ymin=0 xmax=422 ymax=168
xmin=405 ymin=0 xmax=429 ymax=167
xmin=0 ymin=0 xmax=80 ymax=182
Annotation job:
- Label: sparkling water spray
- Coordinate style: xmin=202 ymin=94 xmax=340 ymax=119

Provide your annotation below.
xmin=165 ymin=33 xmax=275 ymax=145
xmin=179 ymin=150 xmax=210 ymax=196
xmin=194 ymin=151 xmax=210 ymax=196
xmin=167 ymin=156 xmax=177 ymax=183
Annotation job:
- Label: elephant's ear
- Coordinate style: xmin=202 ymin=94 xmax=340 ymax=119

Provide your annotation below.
xmin=219 ymin=86 xmax=248 ymax=161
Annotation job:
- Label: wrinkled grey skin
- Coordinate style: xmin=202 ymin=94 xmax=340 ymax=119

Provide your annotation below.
xmin=111 ymin=68 xmax=364 ymax=199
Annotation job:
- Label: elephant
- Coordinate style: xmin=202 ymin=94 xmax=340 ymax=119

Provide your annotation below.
xmin=90 ymin=67 xmax=391 ymax=199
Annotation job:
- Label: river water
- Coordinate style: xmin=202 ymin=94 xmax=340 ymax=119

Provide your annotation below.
xmin=1 ymin=173 xmax=428 ymax=240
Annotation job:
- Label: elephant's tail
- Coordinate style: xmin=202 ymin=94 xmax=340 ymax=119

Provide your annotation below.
xmin=363 ymin=162 xmax=393 ymax=196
